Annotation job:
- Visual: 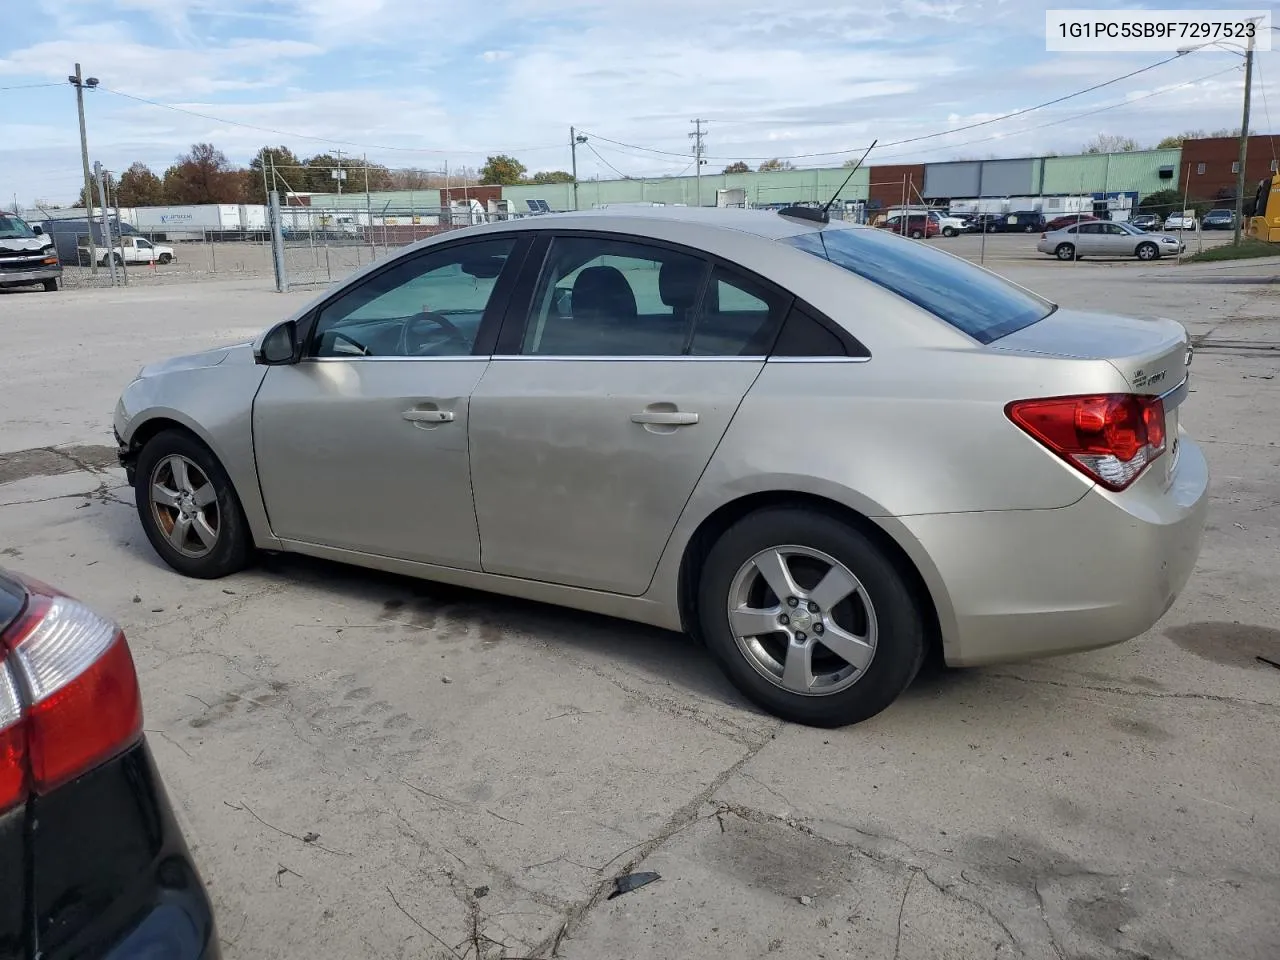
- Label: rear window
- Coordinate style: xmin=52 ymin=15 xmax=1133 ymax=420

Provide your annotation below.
xmin=784 ymin=227 xmax=1054 ymax=344
xmin=0 ymin=574 xmax=25 ymax=635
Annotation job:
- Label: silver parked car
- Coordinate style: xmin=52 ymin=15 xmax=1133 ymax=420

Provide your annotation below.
xmin=1037 ymin=220 xmax=1185 ymax=261
xmin=115 ymin=208 xmax=1207 ymax=727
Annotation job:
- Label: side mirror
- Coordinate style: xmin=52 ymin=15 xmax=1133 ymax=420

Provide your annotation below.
xmin=31 ymin=224 xmax=43 ymax=236
xmin=255 ymin=320 xmax=299 ymax=365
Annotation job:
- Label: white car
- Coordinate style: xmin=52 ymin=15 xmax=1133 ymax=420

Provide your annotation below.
xmin=1164 ymin=214 xmax=1199 ymax=231
xmin=99 ymin=236 xmax=176 ymax=266
xmin=933 ymin=213 xmax=968 ymax=237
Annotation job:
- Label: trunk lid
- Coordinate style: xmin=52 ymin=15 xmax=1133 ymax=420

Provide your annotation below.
xmin=991 ymin=308 xmax=1190 ymax=396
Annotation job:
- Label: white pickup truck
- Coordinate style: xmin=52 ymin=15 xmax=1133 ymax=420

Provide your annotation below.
xmin=81 ymin=235 xmax=177 ymax=266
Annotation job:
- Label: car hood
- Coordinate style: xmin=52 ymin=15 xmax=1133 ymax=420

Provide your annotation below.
xmin=0 ymin=237 xmax=54 ymax=254
xmin=138 ymin=341 xmax=254 ymax=378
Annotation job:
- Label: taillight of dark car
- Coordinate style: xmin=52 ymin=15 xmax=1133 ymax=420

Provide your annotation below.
xmin=0 ymin=576 xmax=142 ymax=814
xmin=1006 ymin=394 xmax=1167 ymax=491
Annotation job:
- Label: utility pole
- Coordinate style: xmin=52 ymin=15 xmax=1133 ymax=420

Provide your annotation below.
xmin=69 ymin=64 xmax=99 ymax=274
xmin=570 ymin=127 xmax=587 ymax=210
xmin=689 ymin=119 xmax=708 ymax=207
xmin=1233 ymin=28 xmax=1255 ymax=246
xmin=334 ymin=148 xmax=344 ymax=198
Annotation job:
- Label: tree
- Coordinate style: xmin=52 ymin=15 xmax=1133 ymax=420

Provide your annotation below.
xmin=758 ymin=158 xmax=794 ymax=172
xmin=722 ymin=161 xmax=750 ymax=174
xmin=162 ymin=142 xmax=245 ymax=203
xmin=531 ymin=170 xmax=575 ymax=184
xmin=1155 ymin=128 xmax=1239 ymax=149
xmin=75 ymin=171 xmax=117 ymax=209
xmin=1138 ymin=188 xmax=1185 ymax=216
xmin=1082 ymin=134 xmax=1139 ymax=154
xmin=247 ymin=146 xmax=302 ymax=201
xmin=115 ymin=162 xmax=166 ymax=207
xmin=479 ymin=155 xmax=527 ymax=185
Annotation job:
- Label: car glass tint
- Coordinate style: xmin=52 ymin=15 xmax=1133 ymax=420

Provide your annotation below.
xmin=311 ymin=237 xmax=516 ymax=358
xmin=521 ymin=236 xmax=710 ymax=356
xmin=687 ymin=268 xmax=788 ymax=356
xmin=785 ymin=227 xmax=1053 ymax=344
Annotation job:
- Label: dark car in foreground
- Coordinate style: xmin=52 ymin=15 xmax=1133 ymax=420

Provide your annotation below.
xmin=0 ymin=571 xmax=218 ymax=959
xmin=1202 ymin=208 xmax=1237 ymax=230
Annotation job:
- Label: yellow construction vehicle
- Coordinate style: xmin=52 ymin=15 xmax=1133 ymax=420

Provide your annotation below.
xmin=1247 ymin=176 xmax=1280 ymax=242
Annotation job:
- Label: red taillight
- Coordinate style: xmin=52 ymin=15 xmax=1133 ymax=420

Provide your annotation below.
xmin=1006 ymin=393 xmax=1167 ymax=491
xmin=0 ymin=585 xmax=142 ymax=813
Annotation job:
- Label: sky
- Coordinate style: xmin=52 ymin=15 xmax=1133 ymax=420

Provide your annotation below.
xmin=0 ymin=0 xmax=1274 ymax=207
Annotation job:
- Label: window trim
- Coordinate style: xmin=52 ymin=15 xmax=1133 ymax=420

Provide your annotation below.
xmin=489 ymin=228 xmax=862 ymax=360
xmin=298 ymin=232 xmax=533 ymax=361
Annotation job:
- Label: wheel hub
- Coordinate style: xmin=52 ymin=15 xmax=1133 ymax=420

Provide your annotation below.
xmin=787 ymin=605 xmax=814 ymax=631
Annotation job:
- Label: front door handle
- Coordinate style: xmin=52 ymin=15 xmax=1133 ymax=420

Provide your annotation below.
xmin=402 ymin=409 xmax=455 ymax=424
xmin=630 ymin=411 xmax=698 ymax=426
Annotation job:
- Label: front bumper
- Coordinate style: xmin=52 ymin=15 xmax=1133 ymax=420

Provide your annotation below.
xmin=0 ymin=265 xmax=60 ymax=285
xmin=894 ymin=434 xmax=1209 ymax=667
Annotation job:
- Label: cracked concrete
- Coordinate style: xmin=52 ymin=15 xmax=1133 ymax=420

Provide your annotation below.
xmin=2 ymin=258 xmax=1278 ymax=959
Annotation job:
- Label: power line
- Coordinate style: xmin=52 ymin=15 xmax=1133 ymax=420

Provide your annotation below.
xmin=580 ymin=52 xmax=1190 ymax=163
xmin=584 ymin=142 xmax=635 ymax=180
xmin=98 ymin=86 xmax=564 ymax=157
xmin=0 ymin=82 xmax=63 ymax=92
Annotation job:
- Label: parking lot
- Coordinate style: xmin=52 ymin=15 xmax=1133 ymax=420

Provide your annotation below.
xmin=2 ymin=246 xmax=1279 ymax=959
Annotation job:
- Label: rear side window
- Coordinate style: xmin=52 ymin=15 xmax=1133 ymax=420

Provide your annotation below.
xmin=784 ymin=228 xmax=1053 ymax=344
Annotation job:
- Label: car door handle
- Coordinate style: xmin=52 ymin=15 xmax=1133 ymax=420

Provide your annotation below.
xmin=630 ymin=411 xmax=698 ymax=426
xmin=402 ymin=409 xmax=454 ymax=423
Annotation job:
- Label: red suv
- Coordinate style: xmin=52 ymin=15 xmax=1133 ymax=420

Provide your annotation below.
xmin=878 ymin=213 xmax=940 ymax=239
xmin=1043 ymin=214 xmax=1097 ymax=233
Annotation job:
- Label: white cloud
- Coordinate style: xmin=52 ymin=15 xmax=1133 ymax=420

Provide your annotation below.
xmin=480 ymin=50 xmax=512 ymax=63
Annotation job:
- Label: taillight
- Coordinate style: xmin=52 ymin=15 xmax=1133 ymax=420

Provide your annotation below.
xmin=0 ymin=584 xmax=142 ymax=813
xmin=1006 ymin=393 xmax=1167 ymax=491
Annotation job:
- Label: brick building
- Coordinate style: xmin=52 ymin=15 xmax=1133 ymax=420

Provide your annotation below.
xmin=866 ymin=163 xmax=926 ymax=212
xmin=1178 ymin=135 xmax=1278 ymax=205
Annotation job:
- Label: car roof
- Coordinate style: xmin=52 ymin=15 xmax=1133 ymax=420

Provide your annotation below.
xmin=485 ymin=205 xmax=835 ymax=241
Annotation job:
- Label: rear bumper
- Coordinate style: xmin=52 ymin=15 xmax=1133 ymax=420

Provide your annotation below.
xmin=0 ymin=266 xmax=60 ymax=285
xmin=894 ymin=434 xmax=1208 ymax=667
xmin=32 ymin=741 xmax=219 ymax=960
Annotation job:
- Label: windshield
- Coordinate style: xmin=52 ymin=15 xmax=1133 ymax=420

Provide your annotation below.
xmin=0 ymin=214 xmax=37 ymax=240
xmin=784 ymin=227 xmax=1054 ymax=344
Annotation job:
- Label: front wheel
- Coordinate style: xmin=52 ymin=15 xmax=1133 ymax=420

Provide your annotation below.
xmin=909 ymin=229 xmax=923 ymax=239
xmin=158 ymin=253 xmax=172 ymax=264
xmin=1024 ymin=224 xmax=1036 ymax=233
xmin=42 ymin=278 xmax=58 ymax=292
xmin=698 ymin=507 xmax=926 ymax=727
xmin=1136 ymin=242 xmax=1159 ymax=261
xmin=943 ymin=227 xmax=957 ymax=237
xmin=134 ymin=429 xmax=254 ymax=578
xmin=1055 ymin=243 xmax=1076 ymax=261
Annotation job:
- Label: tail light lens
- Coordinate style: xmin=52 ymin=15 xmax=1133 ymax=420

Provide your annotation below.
xmin=1006 ymin=393 xmax=1167 ymax=491
xmin=0 ymin=582 xmax=142 ymax=813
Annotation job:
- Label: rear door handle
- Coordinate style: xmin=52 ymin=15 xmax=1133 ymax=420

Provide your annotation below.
xmin=630 ymin=411 xmax=698 ymax=426
xmin=402 ymin=409 xmax=454 ymax=423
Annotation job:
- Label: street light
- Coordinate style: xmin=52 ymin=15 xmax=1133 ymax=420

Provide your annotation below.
xmin=1177 ymin=34 xmax=1255 ymax=246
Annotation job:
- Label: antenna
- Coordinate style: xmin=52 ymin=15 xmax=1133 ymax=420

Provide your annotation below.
xmin=822 ymin=139 xmax=877 ymax=216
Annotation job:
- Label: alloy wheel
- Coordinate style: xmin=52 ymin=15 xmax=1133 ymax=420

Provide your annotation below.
xmin=727 ymin=546 xmax=878 ymax=696
xmin=149 ymin=454 xmax=220 ymax=558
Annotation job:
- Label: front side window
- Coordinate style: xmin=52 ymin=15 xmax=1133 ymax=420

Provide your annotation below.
xmin=785 ymin=227 xmax=1053 ymax=344
xmin=310 ymin=238 xmax=516 ymax=358
xmin=520 ymin=236 xmax=785 ymax=357
xmin=136 ymin=238 xmax=153 ymax=249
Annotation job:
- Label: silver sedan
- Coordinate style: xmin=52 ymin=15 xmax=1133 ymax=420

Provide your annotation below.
xmin=1038 ymin=220 xmax=1185 ymax=261
xmin=115 ymin=207 xmax=1207 ymax=727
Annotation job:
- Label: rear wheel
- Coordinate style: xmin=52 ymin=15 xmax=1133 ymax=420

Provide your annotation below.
xmin=1055 ymin=243 xmax=1076 ymax=261
xmin=698 ymin=507 xmax=926 ymax=727
xmin=1024 ymin=224 xmax=1036 ymax=233
xmin=42 ymin=278 xmax=58 ymax=292
xmin=909 ymin=229 xmax=923 ymax=239
xmin=1136 ymin=242 xmax=1159 ymax=261
xmin=134 ymin=429 xmax=253 ymax=578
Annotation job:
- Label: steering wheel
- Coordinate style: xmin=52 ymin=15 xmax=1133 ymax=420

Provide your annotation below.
xmin=399 ymin=310 xmax=470 ymax=356
xmin=330 ymin=331 xmax=372 ymax=356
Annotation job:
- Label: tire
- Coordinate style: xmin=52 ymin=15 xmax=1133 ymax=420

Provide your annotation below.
xmin=909 ymin=229 xmax=923 ymax=239
xmin=1136 ymin=242 xmax=1159 ymax=261
xmin=134 ymin=429 xmax=254 ymax=579
xmin=1055 ymin=243 xmax=1075 ymax=261
xmin=42 ymin=279 xmax=58 ymax=292
xmin=158 ymin=253 xmax=172 ymax=264
xmin=1024 ymin=224 xmax=1036 ymax=233
xmin=943 ymin=227 xmax=957 ymax=237
xmin=697 ymin=507 xmax=926 ymax=727
xmin=113 ymin=253 xmax=123 ymax=266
